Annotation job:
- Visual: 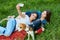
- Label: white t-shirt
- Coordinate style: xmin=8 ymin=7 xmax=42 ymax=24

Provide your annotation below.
xmin=15 ymin=12 xmax=30 ymax=31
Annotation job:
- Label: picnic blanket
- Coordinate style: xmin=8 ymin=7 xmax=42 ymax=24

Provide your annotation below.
xmin=0 ymin=30 xmax=27 ymax=40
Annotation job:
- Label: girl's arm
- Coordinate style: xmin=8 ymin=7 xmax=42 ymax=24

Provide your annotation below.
xmin=0 ymin=15 xmax=15 ymax=23
xmin=16 ymin=3 xmax=25 ymax=17
xmin=35 ymin=24 xmax=45 ymax=34
xmin=0 ymin=18 xmax=8 ymax=23
xmin=41 ymin=24 xmax=45 ymax=31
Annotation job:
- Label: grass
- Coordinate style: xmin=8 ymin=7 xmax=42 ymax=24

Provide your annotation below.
xmin=0 ymin=0 xmax=60 ymax=40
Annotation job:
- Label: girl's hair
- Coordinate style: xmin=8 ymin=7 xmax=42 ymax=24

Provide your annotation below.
xmin=45 ymin=10 xmax=51 ymax=23
xmin=31 ymin=11 xmax=38 ymax=19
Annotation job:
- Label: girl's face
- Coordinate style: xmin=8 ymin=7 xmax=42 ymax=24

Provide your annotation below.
xmin=30 ymin=13 xmax=37 ymax=20
xmin=41 ymin=11 xmax=47 ymax=18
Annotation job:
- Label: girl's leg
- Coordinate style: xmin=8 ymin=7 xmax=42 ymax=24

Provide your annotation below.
xmin=0 ymin=18 xmax=7 ymax=35
xmin=0 ymin=26 xmax=6 ymax=35
xmin=4 ymin=18 xmax=16 ymax=36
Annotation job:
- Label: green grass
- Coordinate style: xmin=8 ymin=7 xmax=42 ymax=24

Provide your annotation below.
xmin=0 ymin=0 xmax=60 ymax=40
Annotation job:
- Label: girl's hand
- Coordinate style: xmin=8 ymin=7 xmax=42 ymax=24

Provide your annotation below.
xmin=16 ymin=4 xmax=20 ymax=10
xmin=35 ymin=31 xmax=38 ymax=34
xmin=8 ymin=15 xmax=15 ymax=18
xmin=41 ymin=27 xmax=45 ymax=31
xmin=16 ymin=3 xmax=24 ymax=10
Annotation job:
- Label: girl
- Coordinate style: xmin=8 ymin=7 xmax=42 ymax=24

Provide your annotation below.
xmin=29 ymin=10 xmax=51 ymax=34
xmin=15 ymin=3 xmax=38 ymax=31
xmin=0 ymin=3 xmax=38 ymax=37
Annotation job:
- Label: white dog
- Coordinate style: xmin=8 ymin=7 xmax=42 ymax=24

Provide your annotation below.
xmin=26 ymin=26 xmax=35 ymax=40
xmin=27 ymin=30 xmax=35 ymax=40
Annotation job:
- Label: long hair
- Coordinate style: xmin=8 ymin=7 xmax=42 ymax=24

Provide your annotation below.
xmin=45 ymin=10 xmax=51 ymax=23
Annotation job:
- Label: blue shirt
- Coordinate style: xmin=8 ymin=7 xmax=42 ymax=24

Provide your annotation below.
xmin=26 ymin=11 xmax=47 ymax=30
xmin=29 ymin=19 xmax=47 ymax=31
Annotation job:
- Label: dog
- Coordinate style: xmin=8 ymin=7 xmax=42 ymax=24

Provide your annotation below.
xmin=18 ymin=23 xmax=26 ymax=31
xmin=11 ymin=23 xmax=27 ymax=40
xmin=18 ymin=23 xmax=35 ymax=40
xmin=27 ymin=27 xmax=35 ymax=40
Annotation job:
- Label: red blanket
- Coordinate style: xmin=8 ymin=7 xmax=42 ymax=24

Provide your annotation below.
xmin=0 ymin=30 xmax=27 ymax=40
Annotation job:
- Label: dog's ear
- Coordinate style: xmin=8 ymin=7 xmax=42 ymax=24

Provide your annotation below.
xmin=22 ymin=23 xmax=26 ymax=29
xmin=19 ymin=23 xmax=26 ymax=30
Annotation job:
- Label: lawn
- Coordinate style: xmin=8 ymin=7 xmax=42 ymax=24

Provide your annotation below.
xmin=0 ymin=0 xmax=60 ymax=40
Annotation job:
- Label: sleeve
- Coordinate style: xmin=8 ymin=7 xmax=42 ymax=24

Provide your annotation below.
xmin=29 ymin=19 xmax=41 ymax=28
xmin=41 ymin=19 xmax=47 ymax=27
xmin=41 ymin=20 xmax=47 ymax=25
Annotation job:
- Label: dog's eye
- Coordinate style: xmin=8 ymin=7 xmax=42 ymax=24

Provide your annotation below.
xmin=20 ymin=27 xmax=22 ymax=28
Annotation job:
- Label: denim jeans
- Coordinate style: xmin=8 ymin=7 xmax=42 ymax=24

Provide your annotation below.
xmin=0 ymin=18 xmax=16 ymax=36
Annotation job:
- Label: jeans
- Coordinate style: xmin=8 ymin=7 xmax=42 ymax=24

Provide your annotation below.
xmin=0 ymin=18 xmax=16 ymax=36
